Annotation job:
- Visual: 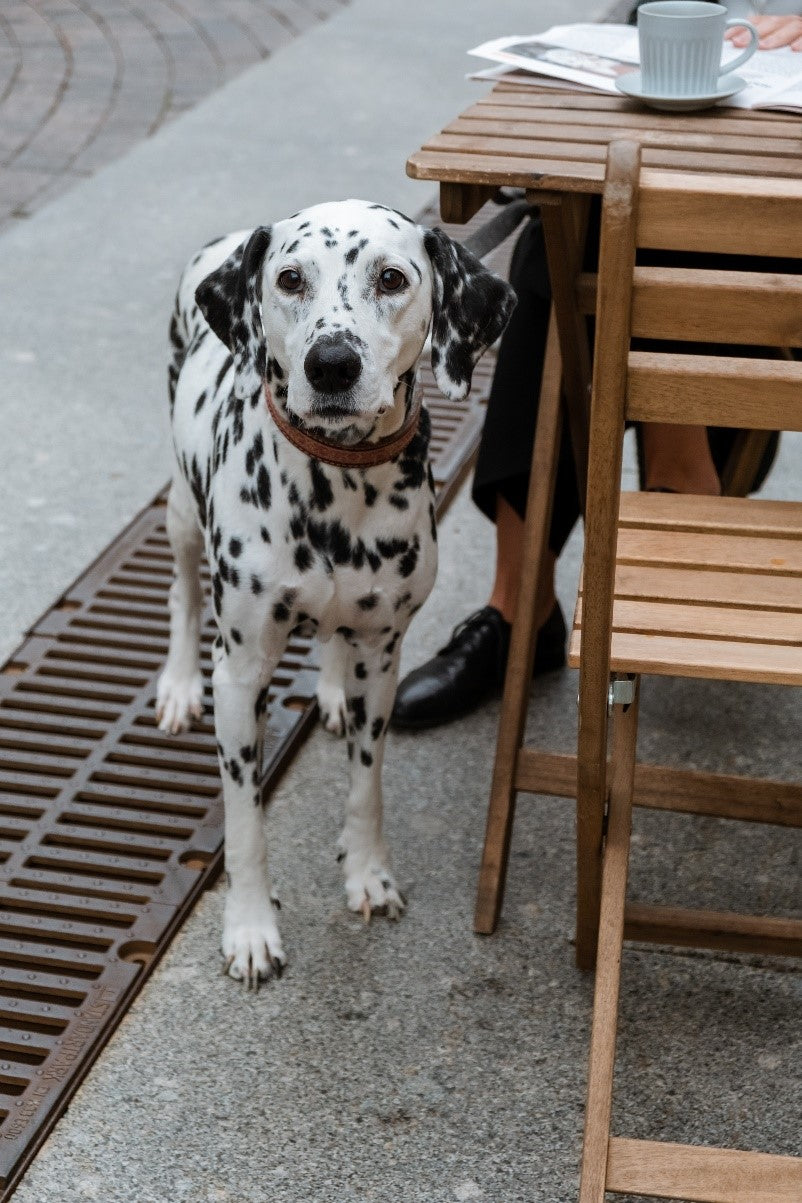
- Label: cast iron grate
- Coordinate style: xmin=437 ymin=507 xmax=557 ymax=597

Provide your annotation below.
xmin=0 ymin=200 xmax=514 ymax=1198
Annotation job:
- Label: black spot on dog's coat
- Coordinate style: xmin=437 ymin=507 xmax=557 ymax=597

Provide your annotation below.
xmin=256 ymin=463 xmax=272 ymax=509
xmin=309 ymin=460 xmax=334 ymax=511
xmin=347 ymin=695 xmax=367 ymax=731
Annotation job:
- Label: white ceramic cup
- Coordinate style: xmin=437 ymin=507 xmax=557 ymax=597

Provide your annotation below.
xmin=637 ymin=1 xmax=759 ymax=96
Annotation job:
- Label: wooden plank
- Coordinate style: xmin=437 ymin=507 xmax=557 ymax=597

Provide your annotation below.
xmin=627 ymin=352 xmax=802 ymax=432
xmin=603 ymin=629 xmax=802 ymax=685
xmin=638 ymin=169 xmax=802 ymax=252
xmin=540 ymin=195 xmax=592 ymax=508
xmin=624 ymin=902 xmax=802 ymax=957
xmin=611 ymin=563 xmax=802 ymax=612
xmin=618 ymin=492 xmax=802 ymax=538
xmin=475 ymin=87 xmax=802 ymax=127
xmin=633 ymin=765 xmax=802 ymax=826
xmin=438 ymin=182 xmax=494 ymax=224
xmin=445 ymin=116 xmax=802 ymax=157
xmin=578 ymin=691 xmax=640 ymax=1203
xmin=606 ymin=1138 xmax=802 ymax=1203
xmin=407 ymin=148 xmax=606 ymax=190
xmin=461 ymin=102 xmax=802 ymax=138
xmin=574 ymin=595 xmax=802 ymax=646
xmin=514 ymin=749 xmax=802 ymax=827
xmin=575 ymin=139 xmax=641 ymax=971
xmin=421 ymin=133 xmax=802 ymax=181
xmin=475 ymin=314 xmax=564 ymax=936
xmin=629 ymin=267 xmax=802 ymax=348
xmin=615 ymin=525 xmax=802 ymax=576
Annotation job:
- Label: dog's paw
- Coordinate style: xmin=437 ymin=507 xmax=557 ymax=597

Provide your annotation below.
xmin=316 ymin=677 xmax=346 ymax=737
xmin=221 ymin=898 xmax=286 ymax=989
xmin=340 ymin=850 xmax=406 ymax=923
xmin=156 ymin=669 xmax=204 ymax=734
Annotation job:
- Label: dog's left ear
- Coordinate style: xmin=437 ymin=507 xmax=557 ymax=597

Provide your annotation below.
xmin=423 ymin=227 xmax=516 ymax=402
xmin=195 ymin=226 xmax=272 ymax=400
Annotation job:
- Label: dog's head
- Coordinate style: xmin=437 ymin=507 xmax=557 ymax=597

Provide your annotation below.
xmin=195 ymin=199 xmax=516 ymax=438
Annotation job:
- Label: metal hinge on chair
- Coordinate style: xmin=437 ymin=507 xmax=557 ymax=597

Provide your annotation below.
xmin=608 ymin=675 xmax=636 ymax=711
xmin=601 ymin=793 xmax=611 ymax=840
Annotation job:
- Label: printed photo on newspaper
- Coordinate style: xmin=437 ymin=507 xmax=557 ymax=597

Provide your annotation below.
xmin=469 ymin=24 xmax=802 ymax=113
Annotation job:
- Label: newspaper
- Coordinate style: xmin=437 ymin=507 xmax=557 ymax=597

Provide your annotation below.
xmin=469 ymin=24 xmax=802 ymax=112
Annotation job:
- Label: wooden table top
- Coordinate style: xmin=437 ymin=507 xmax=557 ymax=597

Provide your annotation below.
xmin=407 ymin=82 xmax=802 ymax=203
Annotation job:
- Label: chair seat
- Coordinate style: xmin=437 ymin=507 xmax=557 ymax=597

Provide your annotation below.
xmin=569 ymin=492 xmax=802 ymax=685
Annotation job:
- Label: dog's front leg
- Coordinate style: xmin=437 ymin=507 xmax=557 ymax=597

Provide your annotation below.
xmin=157 ymin=477 xmax=205 ymax=734
xmin=316 ymin=633 xmax=348 ymax=736
xmin=213 ymin=650 xmax=286 ymax=987
xmin=339 ymin=634 xmax=406 ymax=921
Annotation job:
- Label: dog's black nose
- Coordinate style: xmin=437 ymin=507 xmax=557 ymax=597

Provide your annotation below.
xmin=304 ymin=336 xmax=362 ymax=394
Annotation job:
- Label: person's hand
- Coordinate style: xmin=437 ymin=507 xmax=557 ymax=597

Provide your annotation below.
xmin=727 ymin=14 xmax=802 ymax=51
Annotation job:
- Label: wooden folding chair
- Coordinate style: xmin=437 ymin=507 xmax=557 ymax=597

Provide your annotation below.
xmin=571 ymin=140 xmax=802 ymax=1202
xmin=474 ymin=196 xmax=790 ymax=952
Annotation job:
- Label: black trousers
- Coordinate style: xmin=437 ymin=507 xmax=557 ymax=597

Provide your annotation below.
xmin=471 ymin=207 xmax=782 ymax=553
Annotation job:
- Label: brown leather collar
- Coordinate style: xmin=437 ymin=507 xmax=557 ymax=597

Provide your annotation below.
xmin=264 ymin=383 xmax=422 ymax=468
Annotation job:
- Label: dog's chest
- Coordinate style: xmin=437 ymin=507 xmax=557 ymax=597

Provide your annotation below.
xmin=205 ymin=422 xmax=437 ymax=646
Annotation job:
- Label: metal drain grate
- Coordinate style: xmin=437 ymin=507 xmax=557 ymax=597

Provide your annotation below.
xmin=0 ymin=201 xmax=516 ymax=1199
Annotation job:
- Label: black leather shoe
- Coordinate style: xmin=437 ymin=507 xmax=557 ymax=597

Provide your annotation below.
xmin=391 ymin=602 xmax=566 ymax=730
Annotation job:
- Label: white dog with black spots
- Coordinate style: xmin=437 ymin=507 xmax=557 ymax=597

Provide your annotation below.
xmin=157 ymin=199 xmax=515 ymax=986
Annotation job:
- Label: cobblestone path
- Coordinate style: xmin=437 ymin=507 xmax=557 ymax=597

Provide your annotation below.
xmin=0 ymin=0 xmax=349 ymax=229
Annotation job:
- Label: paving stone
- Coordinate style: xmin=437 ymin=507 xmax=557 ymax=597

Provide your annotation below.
xmin=0 ymin=0 xmax=351 ymax=230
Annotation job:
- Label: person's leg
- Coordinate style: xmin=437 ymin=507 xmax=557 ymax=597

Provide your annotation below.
xmin=488 ymin=494 xmax=557 ymax=628
xmin=641 ymin=423 xmax=721 ymax=495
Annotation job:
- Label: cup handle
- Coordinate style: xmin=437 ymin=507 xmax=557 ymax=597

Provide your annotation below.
xmin=722 ymin=19 xmax=759 ymax=75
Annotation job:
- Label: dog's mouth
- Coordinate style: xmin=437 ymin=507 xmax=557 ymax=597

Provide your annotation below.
xmin=310 ymin=397 xmax=358 ymax=422
xmin=291 ymin=391 xmax=379 ymax=447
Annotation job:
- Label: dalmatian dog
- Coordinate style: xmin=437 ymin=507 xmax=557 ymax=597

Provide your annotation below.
xmin=156 ymin=199 xmax=515 ymax=986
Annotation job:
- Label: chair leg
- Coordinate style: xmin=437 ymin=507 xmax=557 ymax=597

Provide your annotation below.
xmin=579 ymin=681 xmax=640 ymax=1203
xmin=474 ymin=313 xmax=563 ymax=934
xmin=539 ymin=194 xmax=592 ymax=509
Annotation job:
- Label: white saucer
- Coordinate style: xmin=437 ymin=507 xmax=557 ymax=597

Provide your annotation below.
xmin=615 ymin=70 xmax=746 ymax=112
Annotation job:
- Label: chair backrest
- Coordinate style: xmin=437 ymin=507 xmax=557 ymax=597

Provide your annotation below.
xmin=577 ymin=141 xmax=802 ymax=801
xmin=619 ymin=154 xmax=802 ymax=434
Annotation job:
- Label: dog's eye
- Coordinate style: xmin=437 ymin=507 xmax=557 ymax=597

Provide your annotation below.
xmin=378 ymin=268 xmax=407 ymax=294
xmin=277 ymin=269 xmax=303 ymax=293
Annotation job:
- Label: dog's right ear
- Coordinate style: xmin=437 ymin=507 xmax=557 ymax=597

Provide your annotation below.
xmin=195 ymin=226 xmax=272 ymax=400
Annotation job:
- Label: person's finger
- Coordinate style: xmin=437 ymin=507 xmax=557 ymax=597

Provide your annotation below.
xmin=760 ymin=29 xmax=802 ymax=48
xmin=792 ymin=36 xmax=802 ymax=51
xmin=726 ymin=17 xmax=780 ymax=46
xmin=753 ymin=16 xmax=802 ymax=48
xmin=742 ymin=16 xmax=784 ymax=34
xmin=752 ymin=16 xmax=787 ymax=33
